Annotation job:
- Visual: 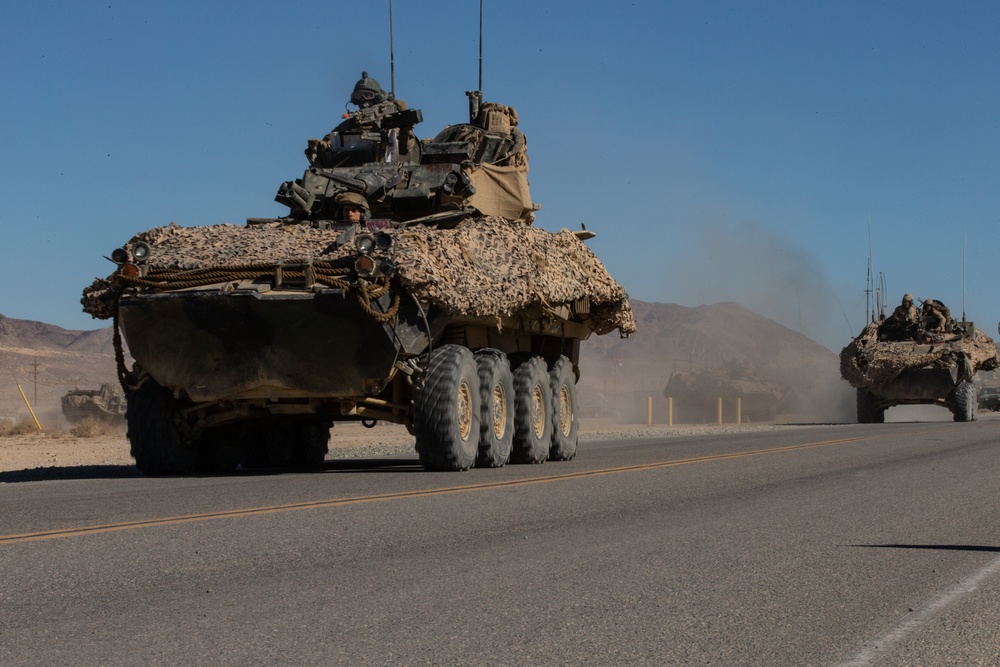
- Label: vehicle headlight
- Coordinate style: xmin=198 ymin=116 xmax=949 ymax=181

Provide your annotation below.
xmin=132 ymin=242 xmax=150 ymax=263
xmin=355 ymin=255 xmax=376 ymax=277
xmin=355 ymin=233 xmax=375 ymax=255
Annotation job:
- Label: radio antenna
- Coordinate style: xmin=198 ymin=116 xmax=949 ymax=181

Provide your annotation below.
xmin=389 ymin=0 xmax=396 ymax=98
xmin=478 ymin=0 xmax=483 ymax=94
xmin=866 ymin=211 xmax=874 ymax=322
xmin=962 ymin=221 xmax=967 ymax=322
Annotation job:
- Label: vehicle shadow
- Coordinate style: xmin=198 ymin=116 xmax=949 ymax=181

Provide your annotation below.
xmin=0 ymin=457 xmax=427 ymax=483
xmin=849 ymin=543 xmax=1000 ymax=553
xmin=0 ymin=465 xmax=142 ymax=483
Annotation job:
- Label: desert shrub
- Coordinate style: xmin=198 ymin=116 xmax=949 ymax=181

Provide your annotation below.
xmin=69 ymin=417 xmax=123 ymax=438
xmin=0 ymin=418 xmax=44 ymax=436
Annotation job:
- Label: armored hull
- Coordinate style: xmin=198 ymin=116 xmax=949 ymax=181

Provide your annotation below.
xmin=82 ymin=82 xmax=634 ymax=474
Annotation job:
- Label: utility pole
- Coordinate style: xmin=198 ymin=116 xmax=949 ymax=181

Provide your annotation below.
xmin=32 ymin=360 xmax=39 ymax=406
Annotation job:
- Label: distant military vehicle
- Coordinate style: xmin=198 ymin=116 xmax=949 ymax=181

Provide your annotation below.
xmin=82 ymin=73 xmax=635 ymax=474
xmin=840 ymin=302 xmax=1000 ymax=422
xmin=61 ymin=383 xmax=125 ymax=423
xmin=664 ymin=361 xmax=784 ymax=423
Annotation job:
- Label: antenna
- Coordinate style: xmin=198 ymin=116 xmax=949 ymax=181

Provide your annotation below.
xmin=389 ymin=0 xmax=395 ymax=98
xmin=962 ymin=222 xmax=967 ymax=322
xmin=866 ymin=211 xmax=874 ymax=322
xmin=478 ymin=0 xmax=483 ymax=94
xmin=466 ymin=1 xmax=484 ymax=122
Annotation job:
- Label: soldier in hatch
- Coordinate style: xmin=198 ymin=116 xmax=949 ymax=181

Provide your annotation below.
xmin=334 ymin=192 xmax=369 ymax=224
xmin=922 ymin=300 xmax=948 ymax=333
xmin=306 ymin=72 xmax=419 ymax=167
xmin=891 ymin=294 xmax=919 ymax=324
xmin=349 ymin=71 xmax=387 ymax=109
xmin=879 ymin=293 xmax=920 ymax=341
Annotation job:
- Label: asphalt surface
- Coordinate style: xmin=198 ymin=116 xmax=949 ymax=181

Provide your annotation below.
xmin=3 ymin=421 xmax=1000 ymax=666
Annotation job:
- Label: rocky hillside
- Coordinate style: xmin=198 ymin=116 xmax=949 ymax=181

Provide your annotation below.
xmin=0 ymin=301 xmax=854 ymax=427
xmin=0 ymin=315 xmax=123 ymax=425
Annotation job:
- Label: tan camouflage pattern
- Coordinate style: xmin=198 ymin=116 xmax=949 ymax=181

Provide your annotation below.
xmin=82 ymin=217 xmax=636 ymax=337
xmin=839 ymin=321 xmax=1000 ymax=388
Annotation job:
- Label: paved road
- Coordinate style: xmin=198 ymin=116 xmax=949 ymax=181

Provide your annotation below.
xmin=3 ymin=421 xmax=1000 ymax=666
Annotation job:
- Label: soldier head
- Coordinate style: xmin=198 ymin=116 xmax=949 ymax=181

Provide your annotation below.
xmin=902 ymin=294 xmax=914 ymax=305
xmin=350 ymin=71 xmax=385 ymax=109
xmin=334 ymin=192 xmax=370 ymax=223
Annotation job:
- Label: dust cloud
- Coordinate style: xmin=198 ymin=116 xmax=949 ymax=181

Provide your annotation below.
xmin=639 ymin=218 xmax=862 ymax=424
xmin=659 ymin=219 xmax=858 ymax=353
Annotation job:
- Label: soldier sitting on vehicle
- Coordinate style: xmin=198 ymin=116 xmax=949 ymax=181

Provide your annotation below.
xmin=922 ymin=300 xmax=949 ymax=333
xmin=879 ymin=293 xmax=920 ymax=341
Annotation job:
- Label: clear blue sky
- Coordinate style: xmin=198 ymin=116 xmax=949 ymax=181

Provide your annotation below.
xmin=2 ymin=0 xmax=998 ymax=352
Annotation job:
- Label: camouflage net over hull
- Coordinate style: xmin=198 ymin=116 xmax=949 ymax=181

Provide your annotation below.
xmin=839 ymin=321 xmax=1000 ymax=389
xmin=82 ymin=217 xmax=635 ymax=337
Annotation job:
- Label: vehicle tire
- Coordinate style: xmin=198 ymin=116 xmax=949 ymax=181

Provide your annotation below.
xmin=475 ymin=349 xmax=514 ymax=468
xmin=951 ymin=381 xmax=977 ymax=422
xmin=126 ymin=379 xmax=196 ymax=475
xmin=511 ymin=356 xmax=553 ymax=464
xmin=288 ymin=423 xmax=331 ymax=467
xmin=548 ymin=356 xmax=579 ymax=461
xmin=414 ymin=344 xmax=481 ymax=471
xmin=856 ymin=390 xmax=884 ymax=424
xmin=189 ymin=426 xmax=241 ymax=473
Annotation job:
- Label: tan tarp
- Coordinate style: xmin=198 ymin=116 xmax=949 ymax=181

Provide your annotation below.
xmin=466 ymin=163 xmax=536 ymax=222
xmin=82 ymin=217 xmax=635 ymax=338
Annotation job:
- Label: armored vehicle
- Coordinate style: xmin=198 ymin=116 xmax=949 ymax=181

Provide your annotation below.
xmin=840 ymin=304 xmax=999 ymax=423
xmin=82 ymin=73 xmax=635 ymax=474
xmin=61 ymin=383 xmax=126 ymax=424
xmin=664 ymin=364 xmax=784 ymax=424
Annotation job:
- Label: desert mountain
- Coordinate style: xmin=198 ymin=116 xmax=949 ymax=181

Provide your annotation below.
xmin=577 ymin=301 xmax=851 ymax=422
xmin=0 ymin=314 xmax=122 ymax=425
xmin=0 ymin=302 xmax=853 ymax=427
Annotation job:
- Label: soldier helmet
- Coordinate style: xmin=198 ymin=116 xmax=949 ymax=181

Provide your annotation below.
xmin=902 ymin=294 xmax=914 ymax=303
xmin=350 ymin=71 xmax=385 ymax=107
xmin=334 ymin=192 xmax=370 ymax=212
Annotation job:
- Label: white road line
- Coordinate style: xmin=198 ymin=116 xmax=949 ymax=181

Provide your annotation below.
xmin=833 ymin=553 xmax=1000 ymax=666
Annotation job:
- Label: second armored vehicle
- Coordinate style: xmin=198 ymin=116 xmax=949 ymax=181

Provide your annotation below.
xmin=840 ymin=298 xmax=999 ymax=422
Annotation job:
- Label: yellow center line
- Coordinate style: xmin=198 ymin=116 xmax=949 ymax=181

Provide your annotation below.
xmin=0 ymin=435 xmax=869 ymax=545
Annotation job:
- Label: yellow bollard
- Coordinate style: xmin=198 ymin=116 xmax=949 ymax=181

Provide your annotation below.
xmin=717 ymin=397 xmax=723 ymax=425
xmin=668 ymin=397 xmax=673 ymax=426
xmin=647 ymin=396 xmax=652 ymax=426
xmin=737 ymin=397 xmax=742 ymax=425
xmin=17 ymin=383 xmax=42 ymax=431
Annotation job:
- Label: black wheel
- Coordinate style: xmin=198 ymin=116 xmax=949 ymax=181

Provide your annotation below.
xmin=475 ymin=349 xmax=514 ymax=468
xmin=288 ymin=423 xmax=331 ymax=467
xmin=511 ymin=356 xmax=552 ymax=464
xmin=240 ymin=425 xmax=293 ymax=469
xmin=126 ymin=379 xmax=195 ymax=475
xmin=548 ymin=356 xmax=579 ymax=461
xmin=190 ymin=426 xmax=242 ymax=473
xmin=951 ymin=381 xmax=977 ymax=422
xmin=414 ymin=344 xmax=481 ymax=471
xmin=856 ymin=390 xmax=884 ymax=424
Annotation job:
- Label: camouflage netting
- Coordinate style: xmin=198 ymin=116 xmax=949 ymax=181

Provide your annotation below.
xmin=839 ymin=321 xmax=1000 ymax=388
xmin=82 ymin=217 xmax=636 ymax=337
